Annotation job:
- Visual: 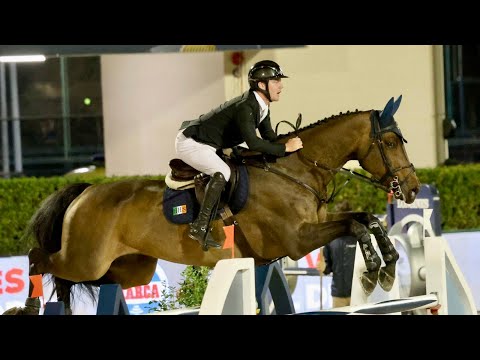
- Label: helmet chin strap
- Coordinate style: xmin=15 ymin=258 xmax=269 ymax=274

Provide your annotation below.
xmin=257 ymin=80 xmax=271 ymax=102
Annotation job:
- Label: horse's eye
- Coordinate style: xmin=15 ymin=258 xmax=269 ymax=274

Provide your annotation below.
xmin=386 ymin=141 xmax=395 ymax=148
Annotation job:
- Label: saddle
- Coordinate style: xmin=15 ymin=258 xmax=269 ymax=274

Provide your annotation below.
xmin=163 ymin=153 xmax=252 ymax=227
xmin=169 ymin=158 xmax=200 ymax=181
xmin=167 ymin=157 xmax=244 ymax=210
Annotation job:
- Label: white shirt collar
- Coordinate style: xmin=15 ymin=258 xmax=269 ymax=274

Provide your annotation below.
xmin=253 ymin=91 xmax=269 ymax=122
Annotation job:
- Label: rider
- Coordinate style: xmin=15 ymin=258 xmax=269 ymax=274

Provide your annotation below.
xmin=175 ymin=60 xmax=303 ymax=250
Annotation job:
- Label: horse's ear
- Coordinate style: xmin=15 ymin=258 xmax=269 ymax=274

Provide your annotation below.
xmin=379 ymin=97 xmax=395 ymax=126
xmin=391 ymin=95 xmax=402 ymax=117
xmin=295 ymin=113 xmax=302 ymax=130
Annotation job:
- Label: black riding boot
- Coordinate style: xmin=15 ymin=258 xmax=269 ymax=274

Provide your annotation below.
xmin=189 ymin=172 xmax=226 ymax=250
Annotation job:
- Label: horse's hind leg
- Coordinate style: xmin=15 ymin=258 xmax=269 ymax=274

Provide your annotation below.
xmin=366 ymin=215 xmax=399 ymax=291
xmin=351 ymin=221 xmax=382 ymax=296
xmin=3 ymin=248 xmax=47 ymax=315
xmin=29 ymin=248 xmax=74 ymax=315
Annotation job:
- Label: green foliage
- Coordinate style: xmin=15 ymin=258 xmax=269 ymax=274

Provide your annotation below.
xmin=148 ymin=266 xmax=212 ymax=312
xmin=148 ymin=281 xmax=179 ymax=312
xmin=0 ymin=177 xmax=73 ymax=255
xmin=418 ymin=164 xmax=480 ymax=230
xmin=176 ymin=266 xmax=212 ymax=307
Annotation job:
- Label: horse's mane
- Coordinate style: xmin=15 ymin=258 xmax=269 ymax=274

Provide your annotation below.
xmin=276 ymin=109 xmax=371 ymax=140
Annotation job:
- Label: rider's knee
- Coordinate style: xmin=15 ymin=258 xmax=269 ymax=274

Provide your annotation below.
xmin=212 ymin=171 xmax=228 ymax=184
xmin=215 ymin=165 xmax=230 ymax=182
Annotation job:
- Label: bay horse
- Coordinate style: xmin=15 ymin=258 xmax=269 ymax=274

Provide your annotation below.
xmin=5 ymin=95 xmax=420 ymax=315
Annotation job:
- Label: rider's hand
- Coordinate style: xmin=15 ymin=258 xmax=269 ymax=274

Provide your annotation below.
xmin=285 ymin=137 xmax=303 ymax=152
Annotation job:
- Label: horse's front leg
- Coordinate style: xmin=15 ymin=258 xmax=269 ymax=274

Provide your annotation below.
xmin=352 ymin=212 xmax=399 ymax=291
xmin=350 ymin=220 xmax=382 ymax=295
xmin=297 ymin=219 xmax=381 ymax=296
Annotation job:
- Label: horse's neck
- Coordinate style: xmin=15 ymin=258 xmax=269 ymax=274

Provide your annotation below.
xmin=298 ymin=114 xmax=368 ymax=170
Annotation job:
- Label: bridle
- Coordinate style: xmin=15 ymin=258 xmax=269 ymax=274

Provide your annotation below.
xmin=354 ymin=110 xmax=416 ymax=199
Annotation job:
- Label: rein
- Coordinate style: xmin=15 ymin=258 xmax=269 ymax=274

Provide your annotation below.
xmin=338 ymin=168 xmax=389 ymax=192
xmin=245 ymin=158 xmax=327 ymax=205
xmin=242 ymin=114 xmax=342 ymax=205
xmin=273 ymin=113 xmax=352 ymax=203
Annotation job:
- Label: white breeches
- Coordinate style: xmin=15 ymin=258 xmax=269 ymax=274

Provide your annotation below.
xmin=175 ymin=130 xmax=231 ymax=181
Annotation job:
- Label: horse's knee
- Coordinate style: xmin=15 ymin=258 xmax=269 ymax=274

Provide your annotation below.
xmin=368 ymin=219 xmax=388 ymax=237
xmin=350 ymin=220 xmax=367 ymax=238
xmin=367 ymin=220 xmax=399 ymax=263
xmin=351 ymin=212 xmax=370 ymax=224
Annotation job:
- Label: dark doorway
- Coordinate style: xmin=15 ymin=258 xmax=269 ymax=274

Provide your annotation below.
xmin=444 ymin=45 xmax=480 ymax=163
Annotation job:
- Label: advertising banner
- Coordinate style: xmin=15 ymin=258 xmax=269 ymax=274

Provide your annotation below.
xmin=0 ymin=256 xmax=187 ymax=315
xmin=0 ymin=256 xmax=29 ymax=314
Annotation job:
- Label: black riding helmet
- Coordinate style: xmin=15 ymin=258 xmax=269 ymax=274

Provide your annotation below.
xmin=248 ymin=60 xmax=288 ymax=102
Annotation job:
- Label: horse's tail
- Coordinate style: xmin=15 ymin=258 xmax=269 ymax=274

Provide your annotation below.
xmin=25 ymin=183 xmax=95 ymax=308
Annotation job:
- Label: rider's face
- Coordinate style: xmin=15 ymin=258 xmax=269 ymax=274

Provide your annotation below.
xmin=268 ymin=79 xmax=283 ymax=102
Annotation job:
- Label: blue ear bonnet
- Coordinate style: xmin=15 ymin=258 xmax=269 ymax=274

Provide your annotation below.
xmin=378 ymin=95 xmax=407 ymax=143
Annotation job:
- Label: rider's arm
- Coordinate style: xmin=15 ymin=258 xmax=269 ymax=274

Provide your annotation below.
xmin=234 ymin=105 xmax=285 ymax=156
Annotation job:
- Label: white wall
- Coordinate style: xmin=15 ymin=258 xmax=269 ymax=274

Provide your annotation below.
xmin=101 ymin=52 xmax=225 ymax=176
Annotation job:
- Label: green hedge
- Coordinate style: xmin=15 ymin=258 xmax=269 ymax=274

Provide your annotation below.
xmin=1 ymin=164 xmax=479 ymax=256
xmin=328 ymin=164 xmax=480 ymax=232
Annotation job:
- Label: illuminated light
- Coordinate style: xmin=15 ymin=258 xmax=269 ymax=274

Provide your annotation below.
xmin=180 ymin=45 xmax=217 ymax=52
xmin=0 ymin=55 xmax=46 ymax=63
xmin=68 ymin=165 xmax=96 ymax=174
xmin=71 ymin=167 xmax=91 ymax=174
xmin=84 ymin=97 xmax=92 ymax=106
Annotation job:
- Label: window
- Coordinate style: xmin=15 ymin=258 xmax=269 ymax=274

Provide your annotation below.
xmin=1 ymin=56 xmax=104 ymax=177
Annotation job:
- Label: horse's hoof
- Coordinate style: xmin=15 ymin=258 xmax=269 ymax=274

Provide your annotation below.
xmin=378 ymin=267 xmax=395 ymax=292
xmin=2 ymin=307 xmax=22 ymax=315
xmin=2 ymin=305 xmax=40 ymax=315
xmin=360 ymin=272 xmax=377 ymax=296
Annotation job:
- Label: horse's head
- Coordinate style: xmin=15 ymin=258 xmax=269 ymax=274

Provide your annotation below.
xmin=358 ymin=95 xmax=420 ymax=204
